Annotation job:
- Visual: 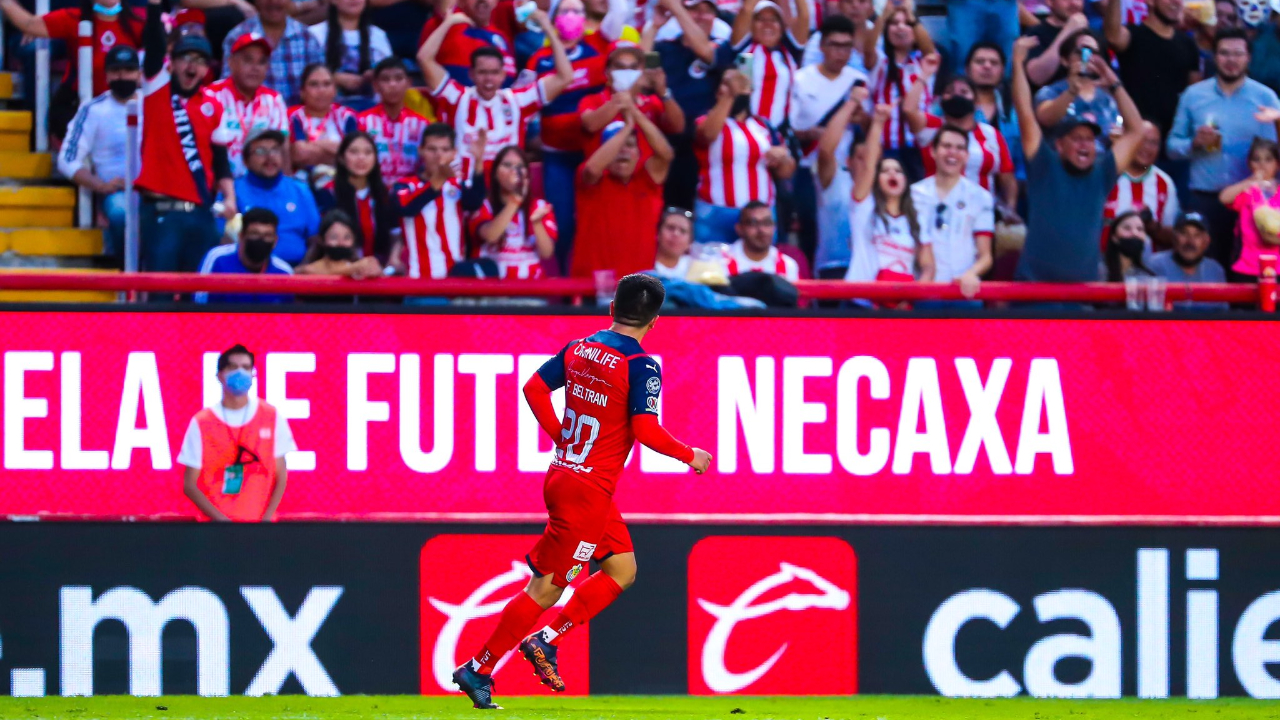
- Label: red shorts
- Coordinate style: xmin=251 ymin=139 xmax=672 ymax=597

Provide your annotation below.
xmin=527 ymin=469 xmax=634 ymax=588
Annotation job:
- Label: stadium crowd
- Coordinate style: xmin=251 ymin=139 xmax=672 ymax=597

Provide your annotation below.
xmin=9 ymin=0 xmax=1280 ymax=306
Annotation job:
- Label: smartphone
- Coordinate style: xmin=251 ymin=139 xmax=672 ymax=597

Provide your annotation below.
xmin=735 ymin=52 xmax=753 ymax=84
xmin=1079 ymin=46 xmax=1099 ymax=79
xmin=644 ymin=51 xmax=662 ymax=69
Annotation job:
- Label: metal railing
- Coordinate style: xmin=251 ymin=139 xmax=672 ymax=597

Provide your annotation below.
xmin=0 ymin=273 xmax=1271 ymax=309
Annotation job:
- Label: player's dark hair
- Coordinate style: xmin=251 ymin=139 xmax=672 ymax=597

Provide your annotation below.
xmin=612 ymin=273 xmax=665 ymax=328
xmin=471 ymin=46 xmax=505 ymax=68
xmin=217 ymin=344 xmax=255 ymax=371
xmin=242 ymin=207 xmax=279 ymax=229
xmin=372 ymin=56 xmax=405 ymax=78
xmin=421 ymin=122 xmax=456 ymax=147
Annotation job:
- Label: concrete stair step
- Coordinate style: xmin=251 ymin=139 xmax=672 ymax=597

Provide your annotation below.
xmin=0 ymin=152 xmax=53 ymax=179
xmin=0 ymin=227 xmax=102 ymax=255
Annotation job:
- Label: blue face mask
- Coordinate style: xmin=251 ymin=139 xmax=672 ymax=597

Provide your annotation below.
xmin=224 ymin=368 xmax=254 ymax=396
xmin=94 ymin=2 xmax=122 ymax=15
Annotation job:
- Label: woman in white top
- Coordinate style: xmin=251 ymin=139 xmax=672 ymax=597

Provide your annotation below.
xmin=309 ymin=0 xmax=392 ymax=106
xmin=653 ymin=207 xmax=695 ymax=279
xmin=847 ymin=102 xmax=935 ymax=288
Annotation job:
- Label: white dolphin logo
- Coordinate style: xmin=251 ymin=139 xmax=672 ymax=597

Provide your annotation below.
xmin=697 ymin=562 xmax=851 ymax=693
xmin=427 ymin=561 xmax=573 ymax=692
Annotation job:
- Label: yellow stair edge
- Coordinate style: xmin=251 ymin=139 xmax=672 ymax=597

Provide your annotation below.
xmin=0 ymin=186 xmax=77 ymax=207
xmin=0 ymin=209 xmax=74 ymax=228
xmin=0 ymin=74 xmax=15 ymax=101
xmin=0 ymin=268 xmax=118 ymax=303
xmin=0 ymin=134 xmax=31 ymax=152
xmin=1 ymin=228 xmax=103 ymax=256
xmin=0 ymin=110 xmax=33 ymax=132
xmin=0 ymin=153 xmax=53 ymax=179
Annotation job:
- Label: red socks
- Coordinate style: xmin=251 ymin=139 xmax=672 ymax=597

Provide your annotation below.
xmin=473 ymin=591 xmax=544 ymax=675
xmin=543 ymin=572 xmax=623 ymax=646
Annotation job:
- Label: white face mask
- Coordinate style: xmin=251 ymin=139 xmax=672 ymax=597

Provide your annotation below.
xmin=611 ymin=68 xmax=642 ymax=92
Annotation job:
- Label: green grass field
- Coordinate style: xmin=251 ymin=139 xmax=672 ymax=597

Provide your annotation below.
xmin=1 ymin=696 xmax=1277 ymax=720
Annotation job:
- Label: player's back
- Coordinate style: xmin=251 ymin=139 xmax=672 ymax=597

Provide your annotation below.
xmin=544 ymin=329 xmax=658 ymax=495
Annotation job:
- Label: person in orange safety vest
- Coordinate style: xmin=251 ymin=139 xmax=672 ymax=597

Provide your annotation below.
xmin=177 ymin=344 xmax=295 ymax=521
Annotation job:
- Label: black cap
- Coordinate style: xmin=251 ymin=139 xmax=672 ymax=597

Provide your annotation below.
xmin=104 ymin=45 xmax=139 ymax=70
xmin=171 ymin=34 xmax=213 ymax=60
xmin=1055 ymin=115 xmax=1103 ymax=138
xmin=1176 ymin=211 xmax=1209 ymax=232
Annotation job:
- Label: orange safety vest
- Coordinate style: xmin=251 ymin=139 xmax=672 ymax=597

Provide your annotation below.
xmin=194 ymin=401 xmax=279 ymax=522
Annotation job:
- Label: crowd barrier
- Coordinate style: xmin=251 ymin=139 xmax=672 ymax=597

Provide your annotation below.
xmin=1 ymin=310 xmax=1277 ymax=522
xmin=0 ymin=271 xmax=1274 ymax=307
xmin=0 ymin=522 xmax=1276 ymax=698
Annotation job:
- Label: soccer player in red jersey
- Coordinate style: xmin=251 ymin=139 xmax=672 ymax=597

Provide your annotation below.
xmin=453 ymin=273 xmax=712 ymax=709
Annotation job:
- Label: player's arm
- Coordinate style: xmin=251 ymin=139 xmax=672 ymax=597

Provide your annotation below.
xmin=523 ymin=343 xmax=571 ymax=441
xmin=627 ymin=357 xmax=712 ymax=473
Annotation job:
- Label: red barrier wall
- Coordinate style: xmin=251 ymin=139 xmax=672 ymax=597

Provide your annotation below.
xmin=1 ymin=311 xmax=1274 ymax=522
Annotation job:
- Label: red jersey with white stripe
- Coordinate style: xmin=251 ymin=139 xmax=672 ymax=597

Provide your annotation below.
xmin=358 ymin=104 xmax=430 ymax=182
xmin=918 ymin=115 xmax=1013 ymax=192
xmin=728 ymin=35 xmax=804 ymax=128
xmin=136 ymin=68 xmax=234 ymax=206
xmin=393 ymin=176 xmax=483 ymax=279
xmin=722 ymin=239 xmax=799 ymax=281
xmin=288 ymin=103 xmax=358 ymax=144
xmin=467 ymin=198 xmax=557 ymax=279
xmin=1122 ymin=0 xmax=1148 ymax=24
xmin=870 ymin=51 xmax=933 ymax=150
xmin=430 ymin=77 xmax=545 ymax=178
xmin=1101 ymin=166 xmax=1180 ymax=250
xmin=202 ymin=78 xmax=289 ymax=176
xmin=695 ymin=114 xmax=782 ymax=208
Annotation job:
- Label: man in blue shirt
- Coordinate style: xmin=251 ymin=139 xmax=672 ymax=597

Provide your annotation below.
xmin=1168 ymin=29 xmax=1280 ymax=267
xmin=233 ymin=128 xmax=321 ymax=265
xmin=196 ymin=207 xmax=294 ymax=304
xmin=1147 ymin=212 xmax=1229 ymax=311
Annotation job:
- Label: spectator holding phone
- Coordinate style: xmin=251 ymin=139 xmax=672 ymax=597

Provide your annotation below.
xmin=579 ymin=42 xmax=685 ymax=155
xmin=694 ymin=68 xmax=796 ymax=244
xmin=722 ymin=0 xmax=809 ymax=129
xmin=177 ymin=344 xmax=296 ymax=522
xmin=1034 ymin=31 xmax=1121 ymax=142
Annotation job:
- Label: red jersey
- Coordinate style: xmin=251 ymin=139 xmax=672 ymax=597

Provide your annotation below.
xmin=288 ymin=103 xmax=358 ymax=144
xmin=695 ymin=114 xmax=781 ymax=207
xmin=870 ymin=51 xmax=933 ymax=150
xmin=571 ymin=165 xmax=663 ymax=278
xmin=358 ymin=104 xmax=430 ymax=182
xmin=417 ymin=6 xmax=516 ymax=86
xmin=202 ymin=78 xmax=289 ymax=176
xmin=137 ymin=67 xmax=234 ymax=206
xmin=392 ymin=175 xmax=486 ymax=278
xmin=576 ymin=88 xmax=665 ymax=156
xmin=535 ymin=329 xmax=664 ymax=495
xmin=43 ymin=8 xmax=142 ymax=95
xmin=430 ymin=77 xmax=544 ymax=178
xmin=468 ymin=198 xmax=556 ymax=278
xmin=526 ymin=43 xmax=607 ymax=153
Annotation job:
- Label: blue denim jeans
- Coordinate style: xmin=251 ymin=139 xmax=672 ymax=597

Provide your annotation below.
xmin=101 ymin=191 xmax=130 ymax=259
xmin=543 ymin=150 xmax=582 ymax=274
xmin=138 ymin=203 xmax=220 ymax=273
xmin=946 ymin=0 xmax=1019 ymax=72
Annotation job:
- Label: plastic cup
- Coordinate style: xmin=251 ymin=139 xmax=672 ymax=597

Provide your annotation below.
xmin=1145 ymin=275 xmax=1167 ymax=312
xmin=1124 ymin=275 xmax=1144 ymax=311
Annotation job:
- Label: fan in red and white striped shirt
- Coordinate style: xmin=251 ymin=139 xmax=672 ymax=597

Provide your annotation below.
xmin=694 ymin=69 xmax=796 ymax=236
xmin=204 ymin=34 xmax=290 ymax=177
xmin=419 ymin=11 xmax=576 ymax=179
xmin=719 ymin=0 xmax=809 ymax=129
xmin=867 ymin=5 xmax=936 ymax=151
xmin=390 ymin=125 xmax=488 ymax=280
xmin=1102 ymin=123 xmax=1179 ymax=250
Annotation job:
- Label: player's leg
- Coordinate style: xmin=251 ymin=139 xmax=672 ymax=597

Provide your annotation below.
xmin=529 ymin=503 xmax=634 ymax=647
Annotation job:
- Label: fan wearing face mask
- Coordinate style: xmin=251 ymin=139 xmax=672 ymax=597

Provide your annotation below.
xmin=177 ymin=344 xmax=298 ymax=523
xmin=58 ymin=45 xmax=142 ymax=262
xmin=194 ymin=208 xmax=296 ymax=305
xmin=1104 ymin=209 xmax=1155 ymax=281
xmin=296 ymin=210 xmax=386 ymax=288
xmin=579 ymin=41 xmax=686 ymax=158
